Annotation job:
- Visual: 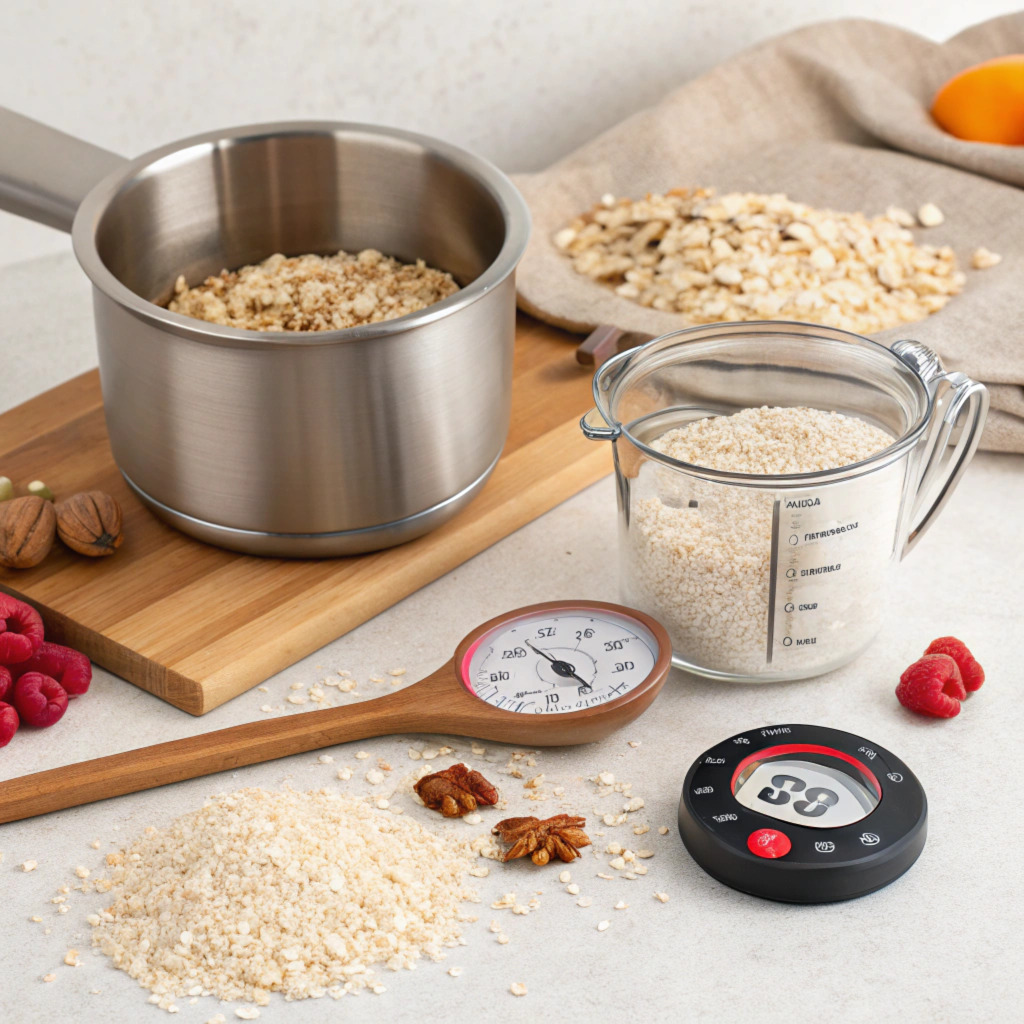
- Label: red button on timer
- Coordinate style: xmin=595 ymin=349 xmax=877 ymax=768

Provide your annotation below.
xmin=747 ymin=828 xmax=792 ymax=859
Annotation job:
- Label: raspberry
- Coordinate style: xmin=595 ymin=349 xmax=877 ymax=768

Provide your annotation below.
xmin=12 ymin=641 xmax=92 ymax=697
xmin=896 ymin=654 xmax=965 ymax=718
xmin=0 ymin=593 xmax=45 ymax=665
xmin=0 ymin=664 xmax=11 ymax=702
xmin=12 ymin=672 xmax=68 ymax=728
xmin=0 ymin=701 xmax=18 ymax=747
xmin=924 ymin=636 xmax=984 ymax=692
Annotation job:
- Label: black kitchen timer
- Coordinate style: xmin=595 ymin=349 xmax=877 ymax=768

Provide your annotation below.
xmin=678 ymin=724 xmax=927 ymax=903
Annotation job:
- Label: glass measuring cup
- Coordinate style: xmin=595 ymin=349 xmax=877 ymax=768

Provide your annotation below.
xmin=581 ymin=321 xmax=988 ymax=682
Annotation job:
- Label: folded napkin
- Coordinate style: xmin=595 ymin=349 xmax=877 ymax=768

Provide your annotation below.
xmin=513 ymin=14 xmax=1024 ymax=452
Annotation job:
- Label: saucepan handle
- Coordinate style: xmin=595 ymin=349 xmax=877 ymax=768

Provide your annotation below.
xmin=893 ymin=340 xmax=989 ymax=558
xmin=0 ymin=107 xmax=127 ymax=232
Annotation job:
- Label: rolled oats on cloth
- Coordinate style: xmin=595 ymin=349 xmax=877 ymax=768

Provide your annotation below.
xmin=512 ymin=14 xmax=1024 ymax=452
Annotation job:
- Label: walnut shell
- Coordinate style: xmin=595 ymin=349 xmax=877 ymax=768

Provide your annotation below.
xmin=55 ymin=491 xmax=123 ymax=558
xmin=0 ymin=496 xmax=57 ymax=569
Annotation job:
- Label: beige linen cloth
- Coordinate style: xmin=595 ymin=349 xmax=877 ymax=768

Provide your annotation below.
xmin=513 ymin=14 xmax=1024 ymax=452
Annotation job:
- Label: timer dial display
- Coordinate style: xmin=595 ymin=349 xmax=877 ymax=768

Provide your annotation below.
xmin=462 ymin=608 xmax=658 ymax=715
xmin=733 ymin=758 xmax=879 ymax=829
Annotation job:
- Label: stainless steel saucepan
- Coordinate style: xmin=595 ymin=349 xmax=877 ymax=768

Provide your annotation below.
xmin=0 ymin=108 xmax=530 ymax=556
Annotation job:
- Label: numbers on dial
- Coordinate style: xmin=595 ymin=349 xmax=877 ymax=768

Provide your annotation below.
xmin=757 ymin=775 xmax=840 ymax=818
xmin=464 ymin=611 xmax=658 ymax=716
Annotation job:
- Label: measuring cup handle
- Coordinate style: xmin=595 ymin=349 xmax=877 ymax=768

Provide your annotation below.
xmin=0 ymin=107 xmax=127 ymax=232
xmin=893 ymin=340 xmax=989 ymax=558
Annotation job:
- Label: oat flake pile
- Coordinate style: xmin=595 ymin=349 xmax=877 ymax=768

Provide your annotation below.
xmin=88 ymin=789 xmax=474 ymax=1006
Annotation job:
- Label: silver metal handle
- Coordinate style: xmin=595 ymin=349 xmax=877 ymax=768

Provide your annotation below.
xmin=0 ymin=107 xmax=127 ymax=232
xmin=893 ymin=340 xmax=989 ymax=557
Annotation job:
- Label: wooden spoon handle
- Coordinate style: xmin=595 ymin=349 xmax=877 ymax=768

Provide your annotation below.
xmin=0 ymin=671 xmax=455 ymax=824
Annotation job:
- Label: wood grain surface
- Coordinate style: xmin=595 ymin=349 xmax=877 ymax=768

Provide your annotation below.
xmin=0 ymin=315 xmax=610 ymax=715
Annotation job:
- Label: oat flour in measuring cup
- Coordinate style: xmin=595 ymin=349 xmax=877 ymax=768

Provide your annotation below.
xmin=582 ymin=322 xmax=988 ymax=682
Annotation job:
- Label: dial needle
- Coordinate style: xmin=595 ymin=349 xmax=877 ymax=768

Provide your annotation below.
xmin=525 ymin=640 xmax=592 ymax=692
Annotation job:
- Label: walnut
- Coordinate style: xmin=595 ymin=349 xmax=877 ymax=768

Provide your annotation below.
xmin=55 ymin=491 xmax=123 ymax=557
xmin=414 ymin=763 xmax=499 ymax=818
xmin=491 ymin=814 xmax=591 ymax=866
xmin=0 ymin=495 xmax=57 ymax=568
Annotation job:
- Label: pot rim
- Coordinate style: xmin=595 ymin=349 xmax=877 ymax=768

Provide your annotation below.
xmin=591 ymin=320 xmax=935 ymax=487
xmin=71 ymin=120 xmax=531 ymax=349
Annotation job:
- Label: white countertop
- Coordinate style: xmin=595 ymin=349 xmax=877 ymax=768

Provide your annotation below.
xmin=1 ymin=253 xmax=1021 ymax=1024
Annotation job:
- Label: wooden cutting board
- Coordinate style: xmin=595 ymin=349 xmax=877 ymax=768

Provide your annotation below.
xmin=0 ymin=315 xmax=608 ymax=715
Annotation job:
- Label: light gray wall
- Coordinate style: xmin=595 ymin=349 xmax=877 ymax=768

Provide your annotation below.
xmin=1 ymin=0 xmax=1019 ymax=266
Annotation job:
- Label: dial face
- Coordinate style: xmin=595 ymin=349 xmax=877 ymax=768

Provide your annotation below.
xmin=462 ymin=608 xmax=659 ymax=715
xmin=733 ymin=751 xmax=880 ymax=829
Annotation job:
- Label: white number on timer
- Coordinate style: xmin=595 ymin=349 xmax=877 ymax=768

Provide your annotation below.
xmin=464 ymin=611 xmax=658 ymax=715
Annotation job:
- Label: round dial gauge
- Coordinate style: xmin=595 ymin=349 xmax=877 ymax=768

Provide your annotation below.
xmin=461 ymin=607 xmax=659 ymax=715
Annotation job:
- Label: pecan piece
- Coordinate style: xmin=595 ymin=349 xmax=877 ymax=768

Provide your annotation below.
xmin=492 ymin=814 xmax=591 ymax=866
xmin=0 ymin=495 xmax=57 ymax=569
xmin=414 ymin=762 xmax=499 ymax=818
xmin=55 ymin=491 xmax=123 ymax=557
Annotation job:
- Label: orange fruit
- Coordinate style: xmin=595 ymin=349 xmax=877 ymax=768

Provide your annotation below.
xmin=931 ymin=55 xmax=1024 ymax=145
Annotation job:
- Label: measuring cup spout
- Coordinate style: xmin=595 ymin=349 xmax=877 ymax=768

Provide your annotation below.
xmin=892 ymin=340 xmax=989 ymax=557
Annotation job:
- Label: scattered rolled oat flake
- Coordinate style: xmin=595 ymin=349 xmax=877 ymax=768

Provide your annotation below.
xmin=628 ymin=740 xmax=640 ymax=748
xmin=388 ymin=668 xmax=407 ymax=677
xmin=623 ymin=797 xmax=645 ymax=812
xmin=365 ymin=769 xmax=385 ymax=785
xmin=597 ymin=920 xmax=610 ymax=932
xmin=286 ymin=694 xmax=307 ymax=705
xmin=566 ymin=882 xmax=580 ymax=895
xmin=30 ymin=915 xmax=42 ymax=923
xmin=496 ymin=933 xmax=510 ymax=945
xmin=336 ymin=767 xmax=352 ymax=780
xmin=408 ymin=748 xmax=422 ymax=760
xmin=318 ymin=754 xmax=334 ymax=764
xmin=235 ymin=1009 xmax=260 ymax=1020
xmin=633 ymin=824 xmax=650 ymax=835
xmin=510 ymin=982 xmax=528 ymax=997
xmin=64 ymin=949 xmax=80 ymax=967
xmin=886 ymin=205 xmax=916 ymax=227
xmin=524 ymin=774 xmax=545 ymax=789
xmin=448 ymin=967 xmax=463 ymax=977
xmin=420 ymin=747 xmax=440 ymax=761
xmin=558 ymin=870 xmax=571 ymax=883
xmin=22 ymin=860 xmax=38 ymax=872
xmin=609 ymin=856 xmax=626 ymax=871
xmin=89 ymin=840 xmax=101 ymax=850
xmin=606 ymin=841 xmax=623 ymax=855
xmin=74 ymin=865 xmax=91 ymax=878
xmin=557 ymin=187 xmax=967 ymax=334
xmin=597 ymin=872 xmax=614 ymax=880
xmin=654 ymin=892 xmax=671 ymax=903
xmin=355 ymin=751 xmax=370 ymax=759
xmin=42 ymin=973 xmax=57 ymax=983
xmin=637 ymin=849 xmax=655 ymax=859
xmin=597 ymin=771 xmax=615 ymax=786
xmin=576 ymin=896 xmax=593 ymax=908
xmin=659 ymin=827 xmax=670 ymax=835
xmin=463 ymin=813 xmax=483 ymax=825
xmin=917 ymin=202 xmax=945 ymax=227
xmin=614 ymin=900 xmax=629 ymax=910
xmin=289 ymin=682 xmax=303 ymax=691
xmin=971 ymin=247 xmax=1002 ymax=269
xmin=89 ymin=789 xmax=474 ymax=1004
xmin=468 ymin=866 xmax=489 ymax=877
